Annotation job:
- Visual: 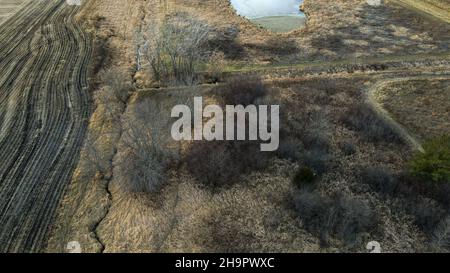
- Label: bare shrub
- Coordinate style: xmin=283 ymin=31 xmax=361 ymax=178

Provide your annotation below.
xmin=311 ymin=34 xmax=344 ymax=51
xmin=90 ymin=28 xmax=111 ymax=76
xmin=331 ymin=195 xmax=376 ymax=247
xmin=185 ymin=141 xmax=237 ymax=188
xmin=339 ymin=141 xmax=357 ymax=156
xmin=294 ymin=189 xmax=377 ymax=247
xmin=139 ymin=13 xmax=211 ymax=86
xmin=302 ymin=149 xmax=332 ymax=176
xmin=121 ymin=123 xmax=169 ymax=192
xmin=395 ymin=173 xmax=450 ymax=210
xmin=408 ymin=197 xmax=447 ymax=235
xmin=432 ymin=216 xmax=450 ymax=251
xmin=361 ymin=167 xmax=399 ymax=196
xmin=277 ymin=104 xmax=334 ymax=175
xmin=208 ymin=208 xmax=257 ymax=253
xmin=99 ymin=67 xmax=133 ymax=103
xmin=219 ymin=76 xmax=269 ymax=106
xmin=83 ymin=135 xmax=110 ymax=176
xmin=340 ymin=103 xmax=403 ymax=144
xmin=362 ymin=168 xmax=450 ymax=238
xmin=429 ymin=183 xmax=450 ymax=210
xmin=120 ymin=109 xmax=178 ymax=193
xmin=277 ymin=137 xmax=303 ymax=161
xmin=293 ymin=190 xmax=329 ymax=242
xmin=277 ymin=134 xmax=303 ymax=161
xmin=205 ymin=51 xmax=226 ymax=83
xmin=94 ymin=87 xmax=123 ymax=124
xmin=259 ymin=37 xmax=299 ymax=56
xmin=207 ymin=25 xmax=243 ymax=59
xmin=303 ymin=116 xmax=332 ymax=168
xmin=369 ymin=170 xmax=450 ymax=217
xmin=185 ymin=140 xmax=271 ymax=189
xmin=302 ymin=133 xmax=330 ymax=154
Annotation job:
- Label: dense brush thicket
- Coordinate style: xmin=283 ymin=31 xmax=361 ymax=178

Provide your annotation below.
xmin=186 ymin=140 xmax=270 ymax=189
xmin=219 ymin=76 xmax=269 ymax=106
xmin=340 ymin=103 xmax=404 ymax=144
xmin=185 ymin=77 xmax=273 ymax=189
xmin=361 ymin=165 xmax=450 ymax=248
xmin=294 ymin=189 xmax=378 ymax=247
xmin=139 ymin=13 xmax=211 ymax=86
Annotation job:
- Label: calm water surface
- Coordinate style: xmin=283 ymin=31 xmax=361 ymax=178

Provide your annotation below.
xmin=230 ymin=0 xmax=305 ymax=32
xmin=230 ymin=0 xmax=304 ymax=19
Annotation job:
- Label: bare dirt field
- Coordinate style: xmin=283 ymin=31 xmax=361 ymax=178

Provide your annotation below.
xmin=0 ymin=0 xmax=91 ymax=252
xmin=0 ymin=0 xmax=26 ymax=25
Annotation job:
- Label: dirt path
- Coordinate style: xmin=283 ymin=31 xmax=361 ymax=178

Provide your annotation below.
xmin=390 ymin=0 xmax=450 ymax=23
xmin=0 ymin=0 xmax=91 ymax=252
xmin=222 ymin=52 xmax=450 ymax=74
xmin=366 ymin=80 xmax=424 ymax=153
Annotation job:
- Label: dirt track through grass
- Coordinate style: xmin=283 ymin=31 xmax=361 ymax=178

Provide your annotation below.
xmin=221 ymin=52 xmax=450 ymax=74
xmin=0 ymin=0 xmax=91 ymax=252
xmin=391 ymin=0 xmax=450 ymax=23
xmin=366 ymin=78 xmax=431 ymax=153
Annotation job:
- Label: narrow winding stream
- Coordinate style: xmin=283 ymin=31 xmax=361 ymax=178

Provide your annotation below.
xmin=230 ymin=0 xmax=305 ymax=32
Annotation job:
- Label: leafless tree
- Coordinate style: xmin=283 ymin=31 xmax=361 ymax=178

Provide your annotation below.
xmin=137 ymin=13 xmax=211 ymax=86
xmin=120 ymin=122 xmax=167 ymax=192
xmin=83 ymin=135 xmax=110 ymax=177
xmin=120 ymin=101 xmax=178 ymax=193
xmin=134 ymin=29 xmax=146 ymax=72
xmin=432 ymin=216 xmax=450 ymax=251
xmin=100 ymin=67 xmax=133 ymax=104
xmin=294 ymin=189 xmax=376 ymax=247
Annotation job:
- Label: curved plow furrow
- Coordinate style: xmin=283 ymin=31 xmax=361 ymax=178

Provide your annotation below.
xmin=0 ymin=0 xmax=92 ymax=252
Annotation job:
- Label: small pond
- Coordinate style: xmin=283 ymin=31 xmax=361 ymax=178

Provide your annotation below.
xmin=230 ymin=0 xmax=305 ymax=33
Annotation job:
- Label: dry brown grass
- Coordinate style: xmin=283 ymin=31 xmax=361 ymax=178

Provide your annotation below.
xmin=91 ymin=75 xmax=427 ymax=252
xmin=46 ymin=0 xmax=140 ymax=253
xmin=375 ymin=78 xmax=450 ymax=141
xmin=392 ymin=0 xmax=450 ymax=23
xmin=50 ymin=71 xmax=450 ymax=252
xmin=135 ymin=0 xmax=450 ymax=66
